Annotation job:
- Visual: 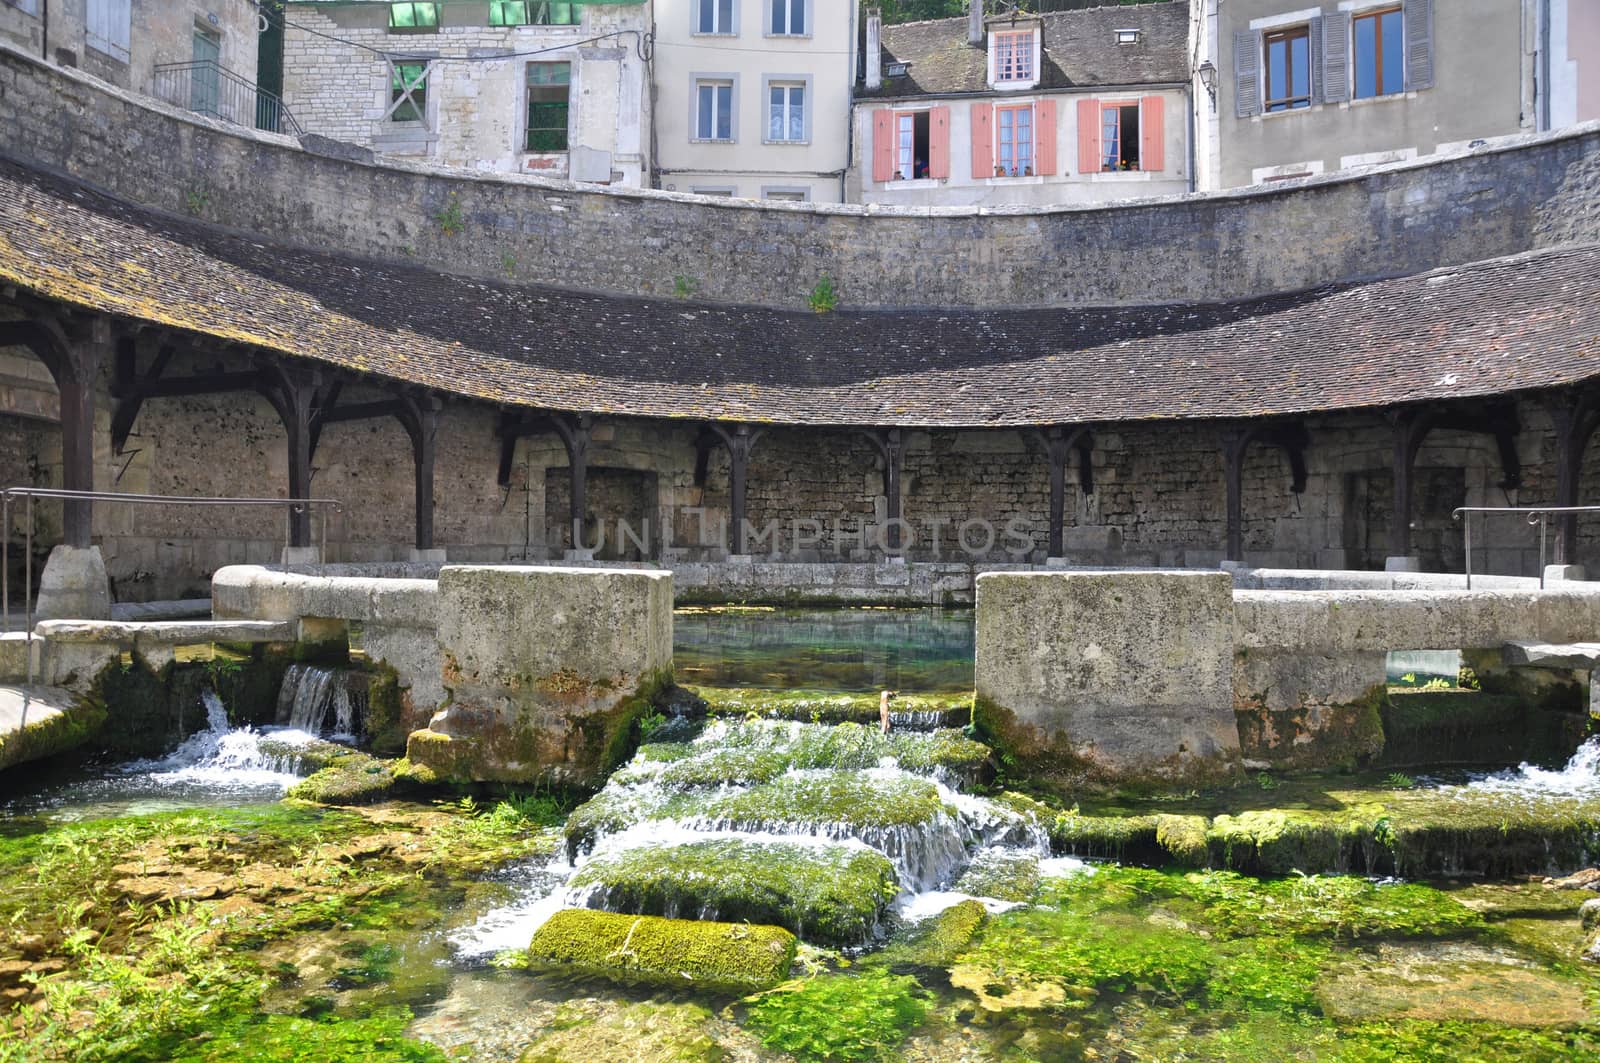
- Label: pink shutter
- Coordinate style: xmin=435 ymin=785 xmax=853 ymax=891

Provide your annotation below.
xmin=970 ymin=102 xmax=993 ymax=179
xmin=1034 ymin=98 xmax=1057 ymax=176
xmin=1076 ymin=98 xmax=1100 ymax=174
xmin=1140 ymin=95 xmax=1165 ymax=172
xmin=872 ymin=109 xmax=896 ymax=183
xmin=928 ymin=106 xmax=951 ymax=179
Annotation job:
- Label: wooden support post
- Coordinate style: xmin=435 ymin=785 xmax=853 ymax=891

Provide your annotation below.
xmin=398 ymin=394 xmax=443 ymax=552
xmin=58 ymin=318 xmax=110 ymax=548
xmin=259 ymin=365 xmax=324 ymax=548
xmin=1038 ymin=426 xmax=1091 ymax=559
xmin=1388 ymin=408 xmax=1432 ymax=563
xmin=550 ymin=414 xmax=593 ymax=553
xmin=859 ymin=428 xmax=906 ymax=554
xmin=1223 ymin=427 xmax=1251 ymax=564
xmin=1547 ymin=390 xmax=1600 ymax=565
xmin=708 ymin=423 xmax=762 ymax=555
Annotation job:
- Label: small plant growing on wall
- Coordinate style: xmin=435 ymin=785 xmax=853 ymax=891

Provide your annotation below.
xmin=673 ymin=274 xmax=698 ymax=299
xmin=434 ymin=192 xmax=465 ymax=236
xmin=808 ymin=275 xmax=838 ymax=313
xmin=500 ymin=250 xmax=517 ymax=278
xmin=184 ymin=189 xmax=209 ymax=216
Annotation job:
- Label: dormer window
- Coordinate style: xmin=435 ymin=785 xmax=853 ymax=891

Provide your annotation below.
xmin=990 ymin=29 xmax=1036 ymax=85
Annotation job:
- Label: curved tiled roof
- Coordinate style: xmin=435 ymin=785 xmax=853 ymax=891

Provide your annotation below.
xmin=0 ymin=157 xmax=1596 ymax=428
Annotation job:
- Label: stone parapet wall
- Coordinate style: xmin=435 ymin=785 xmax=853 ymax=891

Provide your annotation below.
xmin=1 ymin=43 xmax=1597 ymax=310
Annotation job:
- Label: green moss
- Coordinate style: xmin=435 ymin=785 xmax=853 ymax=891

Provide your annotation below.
xmin=362 ymin=665 xmax=407 ymax=755
xmin=1234 ymin=686 xmax=1386 ymax=772
xmin=873 ymin=899 xmax=988 ymax=968
xmin=168 ymin=1007 xmax=448 ymax=1062
xmin=953 ymin=851 xmax=1039 ymax=903
xmin=1207 ymin=807 xmax=1389 ymax=876
xmin=1380 ymin=688 xmax=1585 ymax=769
xmin=743 ymin=970 xmax=929 ymax=1063
xmin=1156 ymin=814 xmax=1210 ymax=867
xmin=0 ymin=689 xmax=105 ymax=772
xmin=518 ymin=1001 xmax=726 ymax=1063
xmin=567 ymin=838 xmax=899 ymax=946
xmin=526 ymin=909 xmax=796 ymax=992
xmin=286 ymin=751 xmax=405 ymax=805
xmin=652 ymin=720 xmax=990 ymax=789
xmin=694 ymin=686 xmax=971 ymax=728
xmin=700 ymin=772 xmax=954 ymax=832
xmin=1049 ymin=810 xmax=1161 ymax=861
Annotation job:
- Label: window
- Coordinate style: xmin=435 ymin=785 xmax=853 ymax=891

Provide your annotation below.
xmin=390 ymin=62 xmax=427 ymax=122
xmin=768 ymin=82 xmax=805 ymax=142
xmin=1353 ymin=6 xmax=1403 ymax=99
xmin=991 ymin=30 xmax=1034 ymax=83
xmin=526 ymin=62 xmax=570 ymax=151
xmin=85 ymin=0 xmax=131 ymax=62
xmin=695 ymin=79 xmax=734 ymax=140
xmin=994 ymin=105 xmax=1033 ymax=176
xmin=1100 ymin=102 xmax=1140 ymax=170
xmin=695 ymin=0 xmax=734 ymax=35
xmin=1264 ymin=26 xmax=1311 ymax=112
xmin=770 ymin=0 xmax=805 ymax=36
xmin=491 ymin=1 xmax=582 ymax=26
xmin=894 ymin=111 xmax=929 ymax=180
xmin=388 ymin=2 xmax=438 ymax=31
xmin=765 ymin=189 xmax=808 ymax=202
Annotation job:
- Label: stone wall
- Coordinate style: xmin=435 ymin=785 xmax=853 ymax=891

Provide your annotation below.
xmin=2 ymin=43 xmax=1598 ymax=311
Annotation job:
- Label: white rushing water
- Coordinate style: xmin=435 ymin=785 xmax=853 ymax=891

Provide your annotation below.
xmin=278 ymin=663 xmax=366 ymax=741
xmin=120 ymin=689 xmax=326 ymax=794
xmin=1463 ymin=734 xmax=1600 ymax=797
xmin=449 ymin=717 xmax=1069 ymax=960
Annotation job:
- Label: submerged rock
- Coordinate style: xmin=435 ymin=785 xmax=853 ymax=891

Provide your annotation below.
xmin=518 ymin=1001 xmax=728 ymax=1063
xmin=526 ymin=909 xmax=796 ymax=992
xmin=953 ymin=850 xmax=1040 ymax=903
xmin=876 ymin=899 xmax=988 ymax=968
xmin=567 ymin=837 xmax=898 ymax=947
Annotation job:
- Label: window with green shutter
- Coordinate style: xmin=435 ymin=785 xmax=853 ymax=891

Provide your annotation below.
xmin=388 ymin=2 xmax=438 ymax=31
xmin=526 ymin=62 xmax=571 ymax=151
xmin=492 ymin=1 xmax=582 ymax=26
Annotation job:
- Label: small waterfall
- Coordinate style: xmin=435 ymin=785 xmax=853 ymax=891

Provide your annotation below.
xmin=1465 ymin=735 xmax=1600 ymax=797
xmin=121 ymin=688 xmax=322 ymax=792
xmin=277 ymin=664 xmax=368 ymax=739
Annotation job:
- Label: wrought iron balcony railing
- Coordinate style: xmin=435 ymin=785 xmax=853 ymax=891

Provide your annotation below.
xmin=151 ymin=60 xmax=304 ymax=137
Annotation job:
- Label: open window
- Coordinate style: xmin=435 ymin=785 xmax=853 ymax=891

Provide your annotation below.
xmin=895 ymin=111 xmax=929 ymax=180
xmin=1100 ymin=102 xmax=1140 ymax=171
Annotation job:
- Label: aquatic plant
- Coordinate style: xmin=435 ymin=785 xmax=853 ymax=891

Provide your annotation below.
xmin=872 ymin=899 xmax=988 ymax=968
xmin=744 ymin=970 xmax=929 ymax=1062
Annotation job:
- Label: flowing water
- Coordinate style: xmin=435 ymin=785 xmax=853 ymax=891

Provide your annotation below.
xmin=277 ymin=662 xmax=368 ymax=740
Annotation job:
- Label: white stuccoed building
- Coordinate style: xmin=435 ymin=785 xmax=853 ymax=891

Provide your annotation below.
xmin=280 ymin=0 xmax=652 ymax=184
xmin=651 ymin=0 xmax=859 ymax=203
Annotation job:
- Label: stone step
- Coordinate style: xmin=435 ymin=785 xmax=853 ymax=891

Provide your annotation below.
xmin=1501 ymin=640 xmax=1600 ymax=670
xmin=0 ymin=684 xmax=92 ymax=772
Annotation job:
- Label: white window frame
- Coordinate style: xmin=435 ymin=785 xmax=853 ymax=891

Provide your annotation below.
xmin=993 ymin=101 xmax=1035 ymax=177
xmin=691 ymin=74 xmax=739 ymax=143
xmin=692 ymin=0 xmax=738 ymax=36
xmin=767 ymin=0 xmax=810 ymax=38
xmin=762 ymin=74 xmax=812 ymax=145
xmin=988 ymin=28 xmax=1040 ymax=89
xmin=762 ymin=186 xmax=811 ymax=202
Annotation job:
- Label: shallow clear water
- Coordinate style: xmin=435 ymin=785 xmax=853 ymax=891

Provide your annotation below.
xmin=673 ymin=606 xmax=974 ymax=692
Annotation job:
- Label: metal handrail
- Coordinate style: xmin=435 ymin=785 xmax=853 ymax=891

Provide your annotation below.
xmin=1451 ymin=505 xmax=1600 ymax=590
xmin=151 ymin=59 xmax=304 ymax=136
xmin=2 ymin=488 xmax=343 ymax=686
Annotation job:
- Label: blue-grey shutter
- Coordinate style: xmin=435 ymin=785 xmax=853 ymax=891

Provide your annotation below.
xmin=1307 ymin=17 xmax=1323 ymax=103
xmin=1234 ymin=30 xmax=1261 ymax=118
xmin=1403 ymin=0 xmax=1434 ymax=90
xmin=1322 ymin=12 xmax=1351 ymax=103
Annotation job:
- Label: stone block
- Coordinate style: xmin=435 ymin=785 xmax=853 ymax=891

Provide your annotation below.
xmin=408 ymin=565 xmax=673 ymax=785
xmin=33 ymin=546 xmax=111 ymax=621
xmin=1231 ymin=649 xmax=1386 ymax=770
xmin=1233 ymin=591 xmax=1331 ymax=651
xmin=1544 ymin=564 xmax=1588 ymax=584
xmin=1537 ymin=591 xmax=1600 ymax=645
xmin=974 ymin=570 xmax=1239 ymax=783
xmin=0 ymin=633 xmax=41 ymax=683
xmin=1384 ymin=556 xmax=1423 ymax=572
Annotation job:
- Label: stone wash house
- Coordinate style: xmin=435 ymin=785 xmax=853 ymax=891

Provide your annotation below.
xmin=1193 ymin=0 xmax=1597 ymax=189
xmin=851 ymin=1 xmax=1193 ymax=206
xmin=280 ymin=0 xmax=652 ymax=183
xmin=0 ymin=0 xmax=261 ymax=109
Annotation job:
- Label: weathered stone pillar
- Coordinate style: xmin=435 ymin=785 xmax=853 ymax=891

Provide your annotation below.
xmin=406 ymin=565 xmax=673 ymax=785
xmin=973 ymin=570 xmax=1241 ymax=784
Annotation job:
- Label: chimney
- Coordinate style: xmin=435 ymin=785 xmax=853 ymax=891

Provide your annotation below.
xmin=865 ymin=9 xmax=882 ymax=90
xmin=968 ymin=0 xmax=983 ymax=46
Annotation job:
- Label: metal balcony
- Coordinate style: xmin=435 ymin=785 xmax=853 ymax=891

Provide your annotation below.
xmin=152 ymin=60 xmax=304 ymax=137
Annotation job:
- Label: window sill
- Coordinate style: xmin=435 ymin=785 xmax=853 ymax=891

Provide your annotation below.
xmin=691 ymin=31 xmax=738 ymax=38
xmin=690 ymin=137 xmax=737 ymax=145
xmin=882 ymin=178 xmax=941 ymax=189
xmin=764 ymin=33 xmax=813 ymax=40
xmin=762 ymin=139 xmax=812 ymax=146
xmin=1090 ymin=170 xmax=1155 ymax=181
xmin=1349 ymin=91 xmax=1418 ymax=107
xmin=984 ymin=175 xmax=1045 ymax=186
xmin=989 ymin=79 xmax=1039 ymax=93
xmin=1256 ymin=103 xmax=1320 ymax=120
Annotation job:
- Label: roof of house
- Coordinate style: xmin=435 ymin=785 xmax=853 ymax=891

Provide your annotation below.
xmin=0 ymin=157 xmax=1596 ymax=429
xmin=860 ymin=2 xmax=1190 ymax=100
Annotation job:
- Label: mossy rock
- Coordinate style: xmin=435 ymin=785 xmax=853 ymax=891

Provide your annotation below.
xmin=875 ymin=899 xmax=989 ymax=970
xmin=286 ymin=751 xmax=405 ymax=805
xmin=698 ymin=772 xmax=954 ymax=832
xmin=526 ymin=909 xmax=795 ymax=992
xmin=953 ymin=851 xmax=1039 ymax=903
xmin=519 ymin=1000 xmax=726 ymax=1063
xmin=1049 ymin=810 xmax=1161 ymax=862
xmin=693 ymin=686 xmax=971 ymax=728
xmin=1207 ymin=807 xmax=1389 ymax=876
xmin=1155 ymin=814 xmax=1209 ymax=868
xmin=567 ymin=838 xmax=899 ymax=946
xmin=0 ymin=687 xmax=105 ymax=772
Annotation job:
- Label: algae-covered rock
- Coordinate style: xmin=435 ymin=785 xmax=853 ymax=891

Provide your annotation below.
xmin=1049 ymin=810 xmax=1160 ymax=861
xmin=1207 ymin=807 xmax=1386 ymax=876
xmin=953 ymin=851 xmax=1040 ymax=903
xmin=568 ymin=837 xmax=898 ymax=946
xmin=651 ymin=720 xmax=991 ymax=789
xmin=694 ymin=686 xmax=971 ymax=728
xmin=0 ymin=685 xmax=105 ymax=772
xmin=1155 ymin=814 xmax=1209 ymax=868
xmin=526 ymin=909 xmax=795 ymax=992
xmin=519 ymin=1001 xmax=727 ymax=1063
xmin=286 ymin=751 xmax=405 ymax=805
xmin=875 ymin=899 xmax=988 ymax=968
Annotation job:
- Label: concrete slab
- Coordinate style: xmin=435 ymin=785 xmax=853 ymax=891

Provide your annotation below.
xmin=1503 ymin=640 xmax=1600 ymax=670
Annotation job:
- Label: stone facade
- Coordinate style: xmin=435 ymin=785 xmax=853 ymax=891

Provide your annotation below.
xmin=281 ymin=2 xmax=650 ymax=184
xmin=3 ymin=44 xmax=1597 ymax=312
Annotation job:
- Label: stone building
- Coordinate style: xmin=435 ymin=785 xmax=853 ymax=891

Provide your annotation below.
xmin=650 ymin=0 xmax=859 ymax=203
xmin=0 ymin=0 xmax=260 ymax=106
xmin=1193 ymin=0 xmax=1595 ymax=189
xmin=851 ymin=2 xmax=1193 ymax=206
xmin=278 ymin=0 xmax=651 ymax=183
xmin=0 ymin=40 xmax=1598 ymax=607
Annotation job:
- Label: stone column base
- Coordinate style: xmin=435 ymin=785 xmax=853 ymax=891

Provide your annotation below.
xmin=33 ymin=545 xmax=112 ymax=621
xmin=563 ymin=549 xmax=596 ymax=562
xmin=1545 ymin=564 xmax=1587 ymax=584
xmin=409 ymin=548 xmax=448 ymax=564
xmin=281 ymin=546 xmax=322 ymax=566
xmin=1384 ymin=556 xmax=1423 ymax=573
